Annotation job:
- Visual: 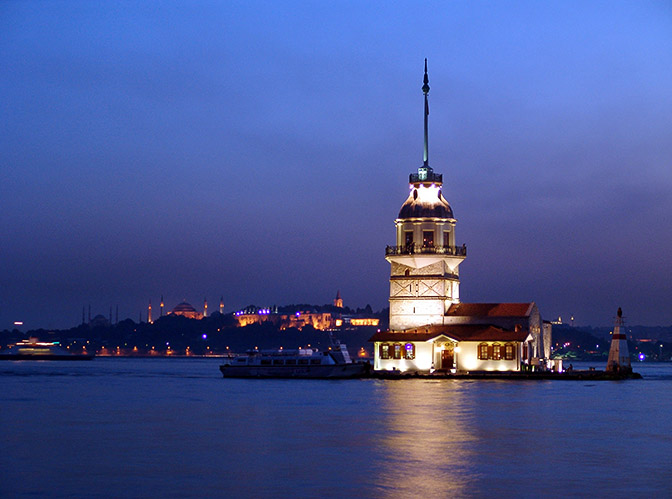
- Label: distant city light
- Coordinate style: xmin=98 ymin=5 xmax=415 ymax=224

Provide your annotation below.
xmin=13 ymin=321 xmax=23 ymax=326
xmin=638 ymin=353 xmax=645 ymax=361
xmin=202 ymin=334 xmax=207 ymax=340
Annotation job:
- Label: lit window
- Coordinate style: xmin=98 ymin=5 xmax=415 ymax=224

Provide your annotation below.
xmin=380 ymin=344 xmax=390 ymax=359
xmin=504 ymin=343 xmax=515 ymax=360
xmin=492 ymin=343 xmax=502 ymax=360
xmin=478 ymin=343 xmax=489 ymax=360
xmin=404 ymin=343 xmax=415 ymax=360
xmin=423 ymin=231 xmax=434 ymax=247
xmin=393 ymin=344 xmax=402 ymax=359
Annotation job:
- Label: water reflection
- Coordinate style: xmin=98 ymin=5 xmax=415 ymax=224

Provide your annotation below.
xmin=371 ymin=380 xmax=479 ymax=497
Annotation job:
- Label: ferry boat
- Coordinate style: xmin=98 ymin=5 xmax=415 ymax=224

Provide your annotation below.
xmin=0 ymin=338 xmax=94 ymax=360
xmin=219 ymin=342 xmax=370 ymax=379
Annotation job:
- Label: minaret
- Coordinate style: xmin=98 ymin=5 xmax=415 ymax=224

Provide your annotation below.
xmin=160 ymin=295 xmax=164 ymax=317
xmin=219 ymin=296 xmax=224 ymax=315
xmin=204 ymin=297 xmax=208 ymax=318
xmin=606 ymin=307 xmax=631 ymax=373
xmin=148 ymin=299 xmax=153 ymax=324
xmin=385 ymin=60 xmax=466 ymax=331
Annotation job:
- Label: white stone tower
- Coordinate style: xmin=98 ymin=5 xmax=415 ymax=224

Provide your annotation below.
xmin=386 ymin=60 xmax=466 ymax=331
xmin=606 ymin=307 xmax=631 ymax=373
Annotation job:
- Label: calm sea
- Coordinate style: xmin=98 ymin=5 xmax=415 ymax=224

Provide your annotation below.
xmin=1 ymin=358 xmax=670 ymax=498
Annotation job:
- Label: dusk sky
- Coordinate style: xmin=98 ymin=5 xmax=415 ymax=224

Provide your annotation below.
xmin=2 ymin=1 xmax=671 ymax=329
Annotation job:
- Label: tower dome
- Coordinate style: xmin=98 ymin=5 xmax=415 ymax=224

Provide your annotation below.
xmin=398 ymin=183 xmax=454 ymax=219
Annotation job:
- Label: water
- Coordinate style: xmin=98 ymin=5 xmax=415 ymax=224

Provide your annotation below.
xmin=1 ymin=359 xmax=670 ymax=498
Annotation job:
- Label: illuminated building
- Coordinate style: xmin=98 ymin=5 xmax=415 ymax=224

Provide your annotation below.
xmin=148 ymin=299 xmax=153 ymax=324
xmin=385 ymin=60 xmax=466 ymax=331
xmin=233 ymin=295 xmax=380 ymax=331
xmin=371 ymin=60 xmax=551 ymax=373
xmin=204 ymin=297 xmax=208 ymax=318
xmin=219 ymin=296 xmax=224 ymax=315
xmin=169 ymin=301 xmax=204 ymax=320
xmin=334 ymin=290 xmax=343 ymax=309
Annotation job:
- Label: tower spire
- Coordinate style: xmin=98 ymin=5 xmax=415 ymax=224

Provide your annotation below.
xmin=422 ymin=58 xmax=430 ymax=166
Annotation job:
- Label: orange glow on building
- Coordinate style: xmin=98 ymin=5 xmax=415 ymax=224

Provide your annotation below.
xmin=350 ymin=318 xmax=380 ymax=326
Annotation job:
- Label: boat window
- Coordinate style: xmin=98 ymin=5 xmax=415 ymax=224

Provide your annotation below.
xmin=273 ymin=359 xmax=284 ymax=365
xmin=393 ymin=344 xmax=402 ymax=359
xmin=236 ymin=358 xmax=246 ymax=363
xmin=285 ymin=359 xmax=296 ymax=365
xmin=260 ymin=359 xmax=272 ymax=365
xmin=298 ymin=359 xmax=309 ymax=365
xmin=404 ymin=343 xmax=415 ymax=360
xmin=310 ymin=359 xmax=321 ymax=365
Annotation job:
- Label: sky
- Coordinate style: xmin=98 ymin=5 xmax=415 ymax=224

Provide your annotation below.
xmin=1 ymin=1 xmax=671 ymax=329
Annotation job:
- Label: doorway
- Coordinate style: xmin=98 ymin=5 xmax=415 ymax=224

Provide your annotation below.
xmin=441 ymin=344 xmax=454 ymax=370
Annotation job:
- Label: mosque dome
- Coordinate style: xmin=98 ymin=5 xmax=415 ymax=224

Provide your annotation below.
xmin=169 ymin=301 xmax=203 ymax=320
xmin=398 ymin=185 xmax=454 ymax=219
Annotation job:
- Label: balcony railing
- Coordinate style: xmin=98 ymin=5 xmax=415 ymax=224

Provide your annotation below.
xmin=385 ymin=244 xmax=467 ymax=256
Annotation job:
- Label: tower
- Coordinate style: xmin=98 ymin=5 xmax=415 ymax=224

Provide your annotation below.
xmin=204 ymin=297 xmax=208 ymax=318
xmin=334 ymin=290 xmax=343 ymax=309
xmin=386 ymin=60 xmax=466 ymax=331
xmin=160 ymin=295 xmax=164 ymax=317
xmin=220 ymin=296 xmax=224 ymax=315
xmin=148 ymin=299 xmax=153 ymax=324
xmin=606 ymin=307 xmax=631 ymax=373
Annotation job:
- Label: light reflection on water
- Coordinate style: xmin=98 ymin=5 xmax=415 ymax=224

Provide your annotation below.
xmin=1 ymin=359 xmax=671 ymax=497
xmin=371 ymin=380 xmax=479 ymax=497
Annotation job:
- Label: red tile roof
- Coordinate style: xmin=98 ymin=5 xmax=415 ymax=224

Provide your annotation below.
xmin=445 ymin=302 xmax=533 ymax=317
xmin=369 ymin=324 xmax=530 ymax=343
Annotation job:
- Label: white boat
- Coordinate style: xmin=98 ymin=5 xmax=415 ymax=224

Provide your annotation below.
xmin=219 ymin=343 xmax=370 ymax=379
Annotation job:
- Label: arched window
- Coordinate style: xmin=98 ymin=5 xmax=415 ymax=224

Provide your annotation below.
xmin=404 ymin=343 xmax=415 ymax=360
xmin=504 ymin=343 xmax=515 ymax=360
xmin=380 ymin=343 xmax=390 ymax=359
xmin=478 ymin=343 xmax=489 ymax=360
xmin=492 ymin=343 xmax=502 ymax=360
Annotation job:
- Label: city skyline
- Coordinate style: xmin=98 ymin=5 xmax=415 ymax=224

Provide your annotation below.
xmin=2 ymin=1 xmax=671 ymax=329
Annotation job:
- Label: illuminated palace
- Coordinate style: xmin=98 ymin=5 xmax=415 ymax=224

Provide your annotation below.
xmin=234 ymin=291 xmax=379 ymax=330
xmin=370 ymin=61 xmax=552 ymax=373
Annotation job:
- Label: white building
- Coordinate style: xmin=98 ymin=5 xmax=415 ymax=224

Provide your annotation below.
xmin=371 ymin=61 xmax=550 ymax=373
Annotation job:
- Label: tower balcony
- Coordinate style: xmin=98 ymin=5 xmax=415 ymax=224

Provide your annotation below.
xmin=409 ymin=171 xmax=442 ymax=184
xmin=385 ymin=244 xmax=467 ymax=257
